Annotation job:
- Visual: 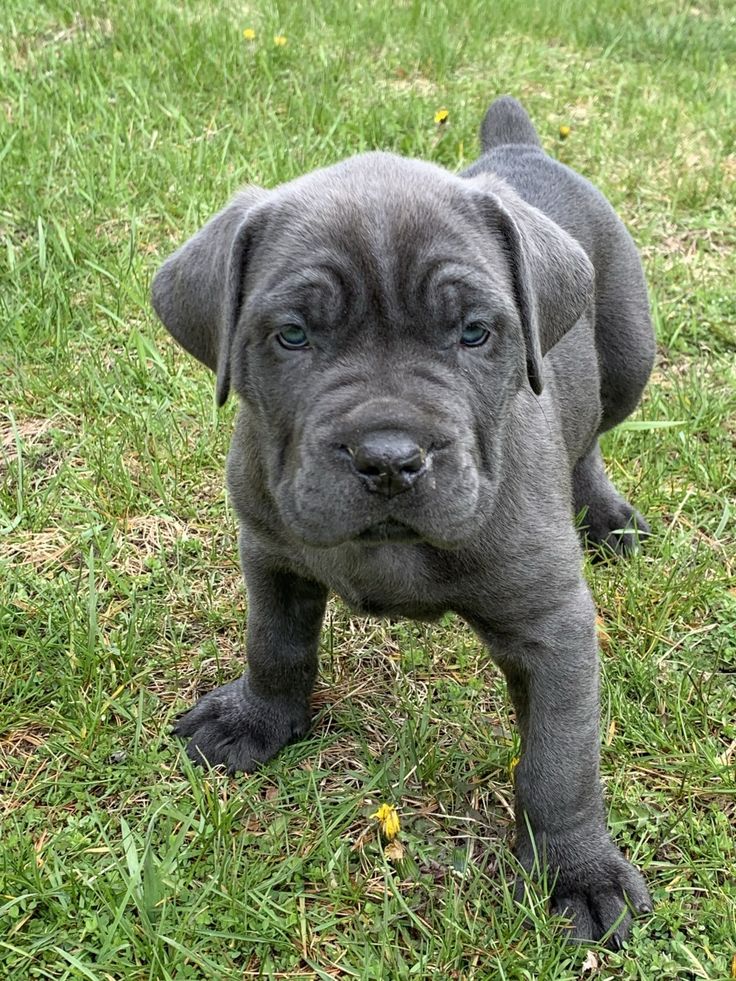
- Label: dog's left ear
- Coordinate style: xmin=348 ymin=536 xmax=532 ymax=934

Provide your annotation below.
xmin=152 ymin=186 xmax=269 ymax=406
xmin=466 ymin=177 xmax=594 ymax=395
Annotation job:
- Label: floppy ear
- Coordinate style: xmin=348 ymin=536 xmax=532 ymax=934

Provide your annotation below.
xmin=467 ymin=178 xmax=594 ymax=395
xmin=151 ymin=187 xmax=268 ymax=406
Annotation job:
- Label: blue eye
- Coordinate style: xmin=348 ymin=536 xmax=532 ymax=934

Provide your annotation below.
xmin=277 ymin=324 xmax=310 ymax=350
xmin=460 ymin=322 xmax=491 ymax=347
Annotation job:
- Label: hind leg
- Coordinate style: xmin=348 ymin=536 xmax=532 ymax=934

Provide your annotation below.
xmin=578 ymin=232 xmax=654 ymax=556
xmin=573 ymin=442 xmax=649 ymax=556
xmin=593 ymin=232 xmax=656 ymax=434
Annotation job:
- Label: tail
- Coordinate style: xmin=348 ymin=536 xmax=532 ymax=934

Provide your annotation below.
xmin=480 ymin=96 xmax=541 ymax=151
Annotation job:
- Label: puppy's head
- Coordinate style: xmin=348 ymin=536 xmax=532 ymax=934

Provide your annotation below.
xmin=153 ymin=153 xmax=592 ymax=548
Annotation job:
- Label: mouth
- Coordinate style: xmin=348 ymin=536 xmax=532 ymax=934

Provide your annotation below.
xmin=354 ymin=519 xmax=423 ymax=544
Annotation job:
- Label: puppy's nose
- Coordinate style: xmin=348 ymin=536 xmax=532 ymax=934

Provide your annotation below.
xmin=349 ymin=431 xmax=427 ymax=497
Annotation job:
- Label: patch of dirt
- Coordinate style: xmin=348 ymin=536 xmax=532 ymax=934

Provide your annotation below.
xmin=9 ymin=13 xmax=114 ymax=70
xmin=384 ymin=70 xmax=438 ymax=97
xmin=1 ymin=417 xmax=54 ymax=459
xmin=0 ymin=528 xmax=76 ymax=569
xmin=0 ymin=724 xmax=49 ymax=762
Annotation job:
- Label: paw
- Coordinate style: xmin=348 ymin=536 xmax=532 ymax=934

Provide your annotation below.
xmin=579 ymin=500 xmax=650 ymax=558
xmin=173 ymin=678 xmax=310 ymax=773
xmin=518 ymin=834 xmax=651 ymax=948
xmin=550 ymin=848 xmax=651 ymax=947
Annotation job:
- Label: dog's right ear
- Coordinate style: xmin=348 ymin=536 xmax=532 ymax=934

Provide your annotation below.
xmin=151 ymin=187 xmax=269 ymax=406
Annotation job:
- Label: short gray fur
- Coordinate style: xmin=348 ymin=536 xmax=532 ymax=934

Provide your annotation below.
xmin=152 ymin=96 xmax=655 ymax=946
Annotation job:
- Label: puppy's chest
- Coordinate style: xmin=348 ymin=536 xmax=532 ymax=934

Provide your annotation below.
xmin=296 ymin=544 xmax=454 ymax=620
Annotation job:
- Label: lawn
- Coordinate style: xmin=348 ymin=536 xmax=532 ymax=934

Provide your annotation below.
xmin=1 ymin=0 xmax=735 ymax=977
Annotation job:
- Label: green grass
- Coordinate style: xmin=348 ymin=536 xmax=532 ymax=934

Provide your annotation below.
xmin=1 ymin=0 xmax=735 ymax=977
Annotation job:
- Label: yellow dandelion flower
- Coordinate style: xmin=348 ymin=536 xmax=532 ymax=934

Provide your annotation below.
xmin=559 ymin=124 xmax=571 ymax=139
xmin=434 ymin=107 xmax=449 ymax=125
xmin=273 ymin=34 xmax=287 ymax=46
xmin=242 ymin=28 xmax=256 ymax=41
xmin=371 ymin=803 xmax=400 ymax=840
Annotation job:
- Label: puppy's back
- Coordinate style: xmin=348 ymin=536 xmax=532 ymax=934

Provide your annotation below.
xmin=464 ymin=97 xmax=643 ymax=280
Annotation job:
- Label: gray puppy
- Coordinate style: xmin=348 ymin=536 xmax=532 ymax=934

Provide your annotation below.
xmin=152 ymin=96 xmax=655 ymax=945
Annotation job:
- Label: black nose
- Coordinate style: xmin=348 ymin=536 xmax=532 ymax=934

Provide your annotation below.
xmin=348 ymin=431 xmax=427 ymax=497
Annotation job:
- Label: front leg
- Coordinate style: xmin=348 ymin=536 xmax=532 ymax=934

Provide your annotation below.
xmin=175 ymin=547 xmax=328 ymax=773
xmin=469 ymin=583 xmax=650 ymax=947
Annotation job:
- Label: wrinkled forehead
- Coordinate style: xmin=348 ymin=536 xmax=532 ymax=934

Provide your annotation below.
xmin=278 ymin=163 xmax=489 ymax=261
xmin=248 ymin=161 xmax=514 ymax=322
